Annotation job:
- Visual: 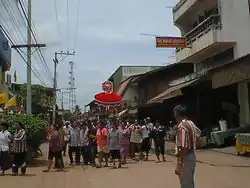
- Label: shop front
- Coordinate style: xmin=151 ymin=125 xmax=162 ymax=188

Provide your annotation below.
xmin=212 ymin=54 xmax=250 ymax=127
xmin=210 ymin=54 xmax=250 ymax=146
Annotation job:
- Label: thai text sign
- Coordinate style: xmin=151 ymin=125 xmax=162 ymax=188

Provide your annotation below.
xmin=156 ymin=36 xmax=186 ymax=48
xmin=0 ymin=28 xmax=11 ymax=69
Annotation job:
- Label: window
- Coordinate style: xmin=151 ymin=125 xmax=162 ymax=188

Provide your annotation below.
xmin=249 ymin=0 xmax=250 ymax=13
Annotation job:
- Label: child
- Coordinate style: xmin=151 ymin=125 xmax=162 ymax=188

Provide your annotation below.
xmin=108 ymin=123 xmax=122 ymax=169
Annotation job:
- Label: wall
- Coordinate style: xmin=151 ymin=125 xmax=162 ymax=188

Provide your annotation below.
xmin=218 ymin=0 xmax=250 ymax=58
xmin=110 ymin=67 xmax=123 ymax=89
xmin=123 ymin=84 xmax=139 ymax=105
xmin=121 ymin=66 xmax=160 ymax=80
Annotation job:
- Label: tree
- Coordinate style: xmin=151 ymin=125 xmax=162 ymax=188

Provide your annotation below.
xmin=17 ymin=84 xmax=53 ymax=114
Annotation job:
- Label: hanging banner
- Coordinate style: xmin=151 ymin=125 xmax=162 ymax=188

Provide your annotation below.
xmin=156 ymin=36 xmax=186 ymax=48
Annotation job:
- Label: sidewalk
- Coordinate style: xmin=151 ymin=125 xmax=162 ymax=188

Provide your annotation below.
xmin=163 ymin=141 xmax=250 ymax=167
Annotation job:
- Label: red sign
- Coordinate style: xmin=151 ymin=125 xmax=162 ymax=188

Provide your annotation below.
xmin=156 ymin=36 xmax=186 ymax=48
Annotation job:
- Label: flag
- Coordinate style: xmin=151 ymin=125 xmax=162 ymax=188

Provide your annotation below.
xmin=0 ymin=93 xmax=8 ymax=104
xmin=5 ymin=96 xmax=17 ymax=108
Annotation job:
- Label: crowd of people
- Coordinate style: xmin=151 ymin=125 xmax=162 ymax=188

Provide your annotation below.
xmin=0 ymin=104 xmax=201 ymax=188
xmin=45 ymin=117 xmax=168 ymax=170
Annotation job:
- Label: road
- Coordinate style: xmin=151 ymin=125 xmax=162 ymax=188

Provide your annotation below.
xmin=1 ymin=145 xmax=250 ymax=188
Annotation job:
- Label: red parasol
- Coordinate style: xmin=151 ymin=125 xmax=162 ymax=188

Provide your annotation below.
xmin=94 ymin=81 xmax=122 ymax=107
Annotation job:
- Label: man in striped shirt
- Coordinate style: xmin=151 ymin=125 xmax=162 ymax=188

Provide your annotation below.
xmin=174 ymin=105 xmax=201 ymax=188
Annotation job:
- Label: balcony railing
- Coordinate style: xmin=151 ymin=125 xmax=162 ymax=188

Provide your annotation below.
xmin=173 ymin=0 xmax=187 ymax=13
xmin=176 ymin=14 xmax=221 ymax=52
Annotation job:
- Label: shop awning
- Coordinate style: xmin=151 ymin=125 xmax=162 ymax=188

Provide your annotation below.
xmin=115 ymin=77 xmax=133 ymax=96
xmin=148 ymin=79 xmax=198 ymax=104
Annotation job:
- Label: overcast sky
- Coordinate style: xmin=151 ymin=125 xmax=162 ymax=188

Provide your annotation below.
xmin=9 ymin=0 xmax=180 ymax=109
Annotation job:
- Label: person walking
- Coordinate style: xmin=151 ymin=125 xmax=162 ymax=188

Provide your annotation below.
xmin=130 ymin=120 xmax=141 ymax=160
xmin=0 ymin=122 xmax=12 ymax=175
xmin=140 ymin=122 xmax=151 ymax=161
xmin=173 ymin=105 xmax=201 ymax=188
xmin=68 ymin=122 xmax=81 ymax=165
xmin=62 ymin=122 xmax=71 ymax=156
xmin=87 ymin=122 xmax=97 ymax=167
xmin=96 ymin=121 xmax=109 ymax=168
xmin=80 ymin=123 xmax=90 ymax=165
xmin=43 ymin=125 xmax=64 ymax=172
xmin=12 ymin=122 xmax=28 ymax=176
xmin=150 ymin=120 xmax=166 ymax=163
xmin=119 ymin=122 xmax=130 ymax=164
xmin=108 ymin=123 xmax=122 ymax=168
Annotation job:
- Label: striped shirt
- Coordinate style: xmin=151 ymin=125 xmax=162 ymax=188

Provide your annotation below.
xmin=12 ymin=129 xmax=27 ymax=153
xmin=176 ymin=119 xmax=201 ymax=150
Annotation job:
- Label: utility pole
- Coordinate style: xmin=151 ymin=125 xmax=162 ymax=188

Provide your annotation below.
xmin=26 ymin=0 xmax=32 ymax=114
xmin=12 ymin=0 xmax=46 ymax=114
xmin=52 ymin=51 xmax=75 ymax=125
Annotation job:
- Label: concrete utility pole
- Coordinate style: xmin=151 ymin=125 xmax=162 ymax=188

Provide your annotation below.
xmin=26 ymin=0 xmax=32 ymax=114
xmin=12 ymin=0 xmax=46 ymax=114
xmin=52 ymin=51 xmax=75 ymax=125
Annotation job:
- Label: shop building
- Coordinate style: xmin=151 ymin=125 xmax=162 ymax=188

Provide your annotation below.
xmin=0 ymin=27 xmax=11 ymax=92
xmin=172 ymin=0 xmax=250 ymax=128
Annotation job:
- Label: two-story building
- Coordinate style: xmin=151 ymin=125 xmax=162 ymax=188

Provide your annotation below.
xmin=0 ymin=27 xmax=11 ymax=93
xmin=172 ymin=0 xmax=250 ymax=128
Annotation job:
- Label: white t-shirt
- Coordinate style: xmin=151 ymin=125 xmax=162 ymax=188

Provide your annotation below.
xmin=0 ymin=130 xmax=11 ymax=151
xmin=141 ymin=125 xmax=149 ymax=138
xmin=130 ymin=125 xmax=141 ymax=143
xmin=147 ymin=123 xmax=154 ymax=131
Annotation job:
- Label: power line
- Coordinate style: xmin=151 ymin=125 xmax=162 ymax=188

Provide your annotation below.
xmin=0 ymin=0 xmax=53 ymax=85
xmin=66 ymin=0 xmax=69 ymax=48
xmin=53 ymin=0 xmax=61 ymax=44
xmin=0 ymin=25 xmax=47 ymax=86
xmin=18 ymin=0 xmax=53 ymax=81
xmin=73 ymin=0 xmax=81 ymax=50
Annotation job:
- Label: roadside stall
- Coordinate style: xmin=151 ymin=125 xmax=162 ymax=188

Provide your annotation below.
xmin=235 ymin=133 xmax=250 ymax=155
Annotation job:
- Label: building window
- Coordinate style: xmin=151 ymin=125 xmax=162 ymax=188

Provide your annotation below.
xmin=249 ymin=0 xmax=250 ymax=13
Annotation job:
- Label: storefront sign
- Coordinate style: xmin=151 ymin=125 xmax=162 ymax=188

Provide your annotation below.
xmin=212 ymin=63 xmax=250 ymax=89
xmin=156 ymin=36 xmax=186 ymax=48
xmin=0 ymin=28 xmax=11 ymax=69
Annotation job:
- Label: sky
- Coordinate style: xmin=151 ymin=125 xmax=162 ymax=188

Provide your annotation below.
xmin=8 ymin=0 xmax=180 ymax=109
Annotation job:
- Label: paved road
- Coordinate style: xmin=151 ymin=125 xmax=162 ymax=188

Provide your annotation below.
xmin=1 ymin=145 xmax=250 ymax=188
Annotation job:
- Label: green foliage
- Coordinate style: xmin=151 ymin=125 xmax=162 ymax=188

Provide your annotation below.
xmin=63 ymin=110 xmax=72 ymax=121
xmin=17 ymin=84 xmax=53 ymax=114
xmin=4 ymin=114 xmax=48 ymax=148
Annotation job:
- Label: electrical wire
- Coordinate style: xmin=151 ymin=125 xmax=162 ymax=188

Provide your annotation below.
xmin=66 ymin=0 xmax=69 ymax=49
xmin=0 ymin=25 xmax=47 ymax=86
xmin=0 ymin=0 xmax=53 ymax=85
xmin=73 ymin=0 xmax=81 ymax=51
xmin=53 ymin=0 xmax=61 ymax=43
xmin=18 ymin=0 xmax=53 ymax=81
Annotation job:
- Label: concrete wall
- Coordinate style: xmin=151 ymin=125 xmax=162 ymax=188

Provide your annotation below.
xmin=218 ymin=0 xmax=250 ymax=58
xmin=121 ymin=66 xmax=160 ymax=80
xmin=123 ymin=84 xmax=139 ymax=105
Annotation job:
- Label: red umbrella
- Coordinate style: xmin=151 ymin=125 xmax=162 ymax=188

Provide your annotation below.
xmin=94 ymin=81 xmax=122 ymax=107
